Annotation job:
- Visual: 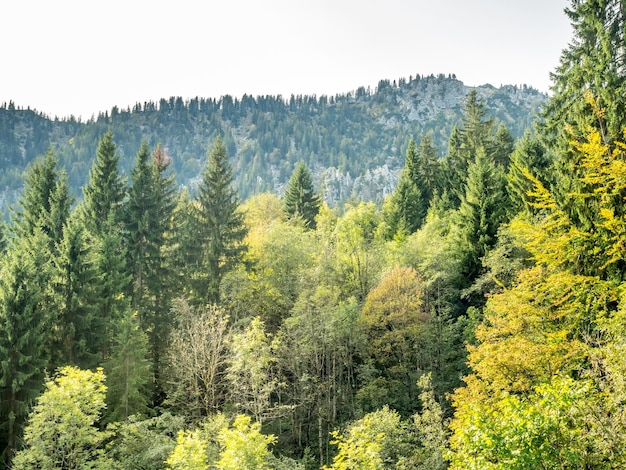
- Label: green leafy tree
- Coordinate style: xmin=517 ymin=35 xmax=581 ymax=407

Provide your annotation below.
xmin=283 ymin=161 xmax=321 ymax=229
xmin=358 ymin=265 xmax=429 ymax=415
xmin=216 ymin=415 xmax=276 ymax=470
xmin=12 ymin=366 xmax=113 ymax=469
xmin=324 ymin=406 xmax=413 ymax=470
xmin=226 ymin=317 xmax=282 ymax=423
xmin=0 ymin=232 xmax=51 ymax=465
xmin=195 ymin=136 xmax=247 ymax=304
xmin=166 ymin=429 xmax=209 ymax=470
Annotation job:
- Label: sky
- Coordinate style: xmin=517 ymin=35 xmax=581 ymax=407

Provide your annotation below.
xmin=1 ymin=0 xmax=573 ymax=120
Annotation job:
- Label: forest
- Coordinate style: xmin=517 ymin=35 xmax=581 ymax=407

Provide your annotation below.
xmin=3 ymin=0 xmax=626 ymax=468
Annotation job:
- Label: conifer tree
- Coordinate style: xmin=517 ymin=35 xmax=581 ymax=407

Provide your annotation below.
xmin=105 ymin=310 xmax=151 ymax=423
xmin=456 ymin=147 xmax=507 ymax=283
xmin=540 ymin=0 xmax=626 ymax=231
xmin=49 ymin=216 xmax=102 ymax=370
xmin=12 ymin=148 xmax=73 ymax=251
xmin=196 ymin=136 xmax=247 ymax=305
xmin=0 ymin=232 xmax=51 ymax=466
xmin=384 ymin=138 xmax=428 ymax=236
xmin=81 ymin=131 xmax=127 ymax=234
xmin=283 ymin=161 xmax=321 ymax=229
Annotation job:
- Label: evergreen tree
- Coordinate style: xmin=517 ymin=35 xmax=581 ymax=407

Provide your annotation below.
xmin=81 ymin=131 xmax=127 ymax=234
xmin=540 ymin=0 xmax=626 ymax=232
xmin=105 ymin=310 xmax=151 ymax=423
xmin=49 ymin=216 xmax=102 ymax=370
xmin=456 ymin=147 xmax=507 ymax=285
xmin=196 ymin=136 xmax=247 ymax=305
xmin=11 ymin=148 xmax=73 ymax=251
xmin=384 ymin=138 xmax=428 ymax=236
xmin=283 ymin=161 xmax=321 ymax=229
xmin=506 ymin=131 xmax=550 ymax=214
xmin=0 ymin=232 xmax=51 ymax=466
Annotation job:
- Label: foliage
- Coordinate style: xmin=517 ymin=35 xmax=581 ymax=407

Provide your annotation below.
xmin=216 ymin=414 xmax=277 ymax=470
xmin=0 ymin=232 xmax=51 ymax=465
xmin=283 ymin=161 xmax=322 ymax=229
xmin=164 ymin=300 xmax=231 ymax=419
xmin=195 ymin=136 xmax=248 ymax=304
xmin=324 ymin=406 xmax=413 ymax=470
xmin=12 ymin=366 xmax=113 ymax=469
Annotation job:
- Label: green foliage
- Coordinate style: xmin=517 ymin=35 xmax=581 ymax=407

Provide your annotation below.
xmin=13 ymin=366 xmax=113 ymax=469
xmin=283 ymin=161 xmax=322 ymax=229
xmin=358 ymin=265 xmax=429 ymax=414
xmin=216 ymin=415 xmax=276 ymax=470
xmin=81 ymin=131 xmax=127 ymax=233
xmin=105 ymin=413 xmax=185 ymax=470
xmin=325 ymin=406 xmax=413 ymax=470
xmin=226 ymin=317 xmax=282 ymax=423
xmin=50 ymin=215 xmax=102 ymax=369
xmin=166 ymin=429 xmax=209 ymax=470
xmin=105 ymin=309 xmax=152 ymax=423
xmin=0 ymin=232 xmax=51 ymax=465
xmin=456 ymin=146 xmax=508 ymax=282
xmin=195 ymin=136 xmax=248 ymax=304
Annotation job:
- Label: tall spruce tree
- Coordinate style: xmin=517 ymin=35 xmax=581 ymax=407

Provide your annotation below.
xmin=457 ymin=147 xmax=508 ymax=285
xmin=50 ymin=216 xmax=102 ymax=370
xmin=81 ymin=131 xmax=127 ymax=234
xmin=80 ymin=131 xmax=130 ymax=360
xmin=11 ymin=148 xmax=73 ymax=252
xmin=0 ymin=232 xmax=51 ymax=466
xmin=196 ymin=136 xmax=247 ymax=304
xmin=283 ymin=161 xmax=321 ymax=229
xmin=125 ymin=141 xmax=177 ymax=403
xmin=540 ymin=0 xmax=626 ymax=231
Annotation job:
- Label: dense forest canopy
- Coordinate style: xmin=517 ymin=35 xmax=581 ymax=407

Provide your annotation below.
xmin=3 ymin=1 xmax=626 ymax=468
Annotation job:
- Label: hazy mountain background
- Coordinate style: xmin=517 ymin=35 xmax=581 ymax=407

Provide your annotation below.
xmin=0 ymin=73 xmax=545 ymax=210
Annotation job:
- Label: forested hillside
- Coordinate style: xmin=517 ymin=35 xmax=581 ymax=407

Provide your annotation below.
xmin=0 ymin=75 xmax=544 ymax=209
xmin=3 ymin=0 xmax=626 ymax=469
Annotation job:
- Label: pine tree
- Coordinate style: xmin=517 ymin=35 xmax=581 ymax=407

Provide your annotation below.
xmin=457 ymin=147 xmax=507 ymax=284
xmin=384 ymin=138 xmax=429 ymax=236
xmin=196 ymin=136 xmax=247 ymax=305
xmin=11 ymin=148 xmax=73 ymax=251
xmin=283 ymin=161 xmax=322 ymax=229
xmin=0 ymin=232 xmax=51 ymax=466
xmin=81 ymin=131 xmax=127 ymax=234
xmin=125 ymin=141 xmax=177 ymax=403
xmin=105 ymin=310 xmax=151 ymax=423
xmin=50 ymin=216 xmax=102 ymax=370
xmin=540 ymin=0 xmax=626 ymax=231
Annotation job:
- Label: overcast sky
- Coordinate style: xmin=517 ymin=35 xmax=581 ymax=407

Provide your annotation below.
xmin=1 ymin=0 xmax=572 ymax=120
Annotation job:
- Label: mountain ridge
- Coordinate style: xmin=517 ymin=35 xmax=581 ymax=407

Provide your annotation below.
xmin=0 ymin=74 xmax=546 ymax=209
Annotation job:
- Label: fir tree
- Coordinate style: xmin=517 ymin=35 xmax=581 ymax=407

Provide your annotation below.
xmin=50 ymin=216 xmax=102 ymax=370
xmin=81 ymin=131 xmax=127 ymax=234
xmin=105 ymin=310 xmax=151 ymax=423
xmin=283 ymin=161 xmax=321 ymax=229
xmin=0 ymin=232 xmax=51 ymax=466
xmin=11 ymin=148 xmax=73 ymax=251
xmin=457 ymin=147 xmax=507 ymax=284
xmin=196 ymin=136 xmax=247 ymax=304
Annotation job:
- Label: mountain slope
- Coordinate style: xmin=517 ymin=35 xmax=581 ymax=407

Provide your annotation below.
xmin=0 ymin=74 xmax=546 ymax=208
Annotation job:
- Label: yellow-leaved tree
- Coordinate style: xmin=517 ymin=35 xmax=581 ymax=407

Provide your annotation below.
xmin=448 ymin=125 xmax=626 ymax=468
